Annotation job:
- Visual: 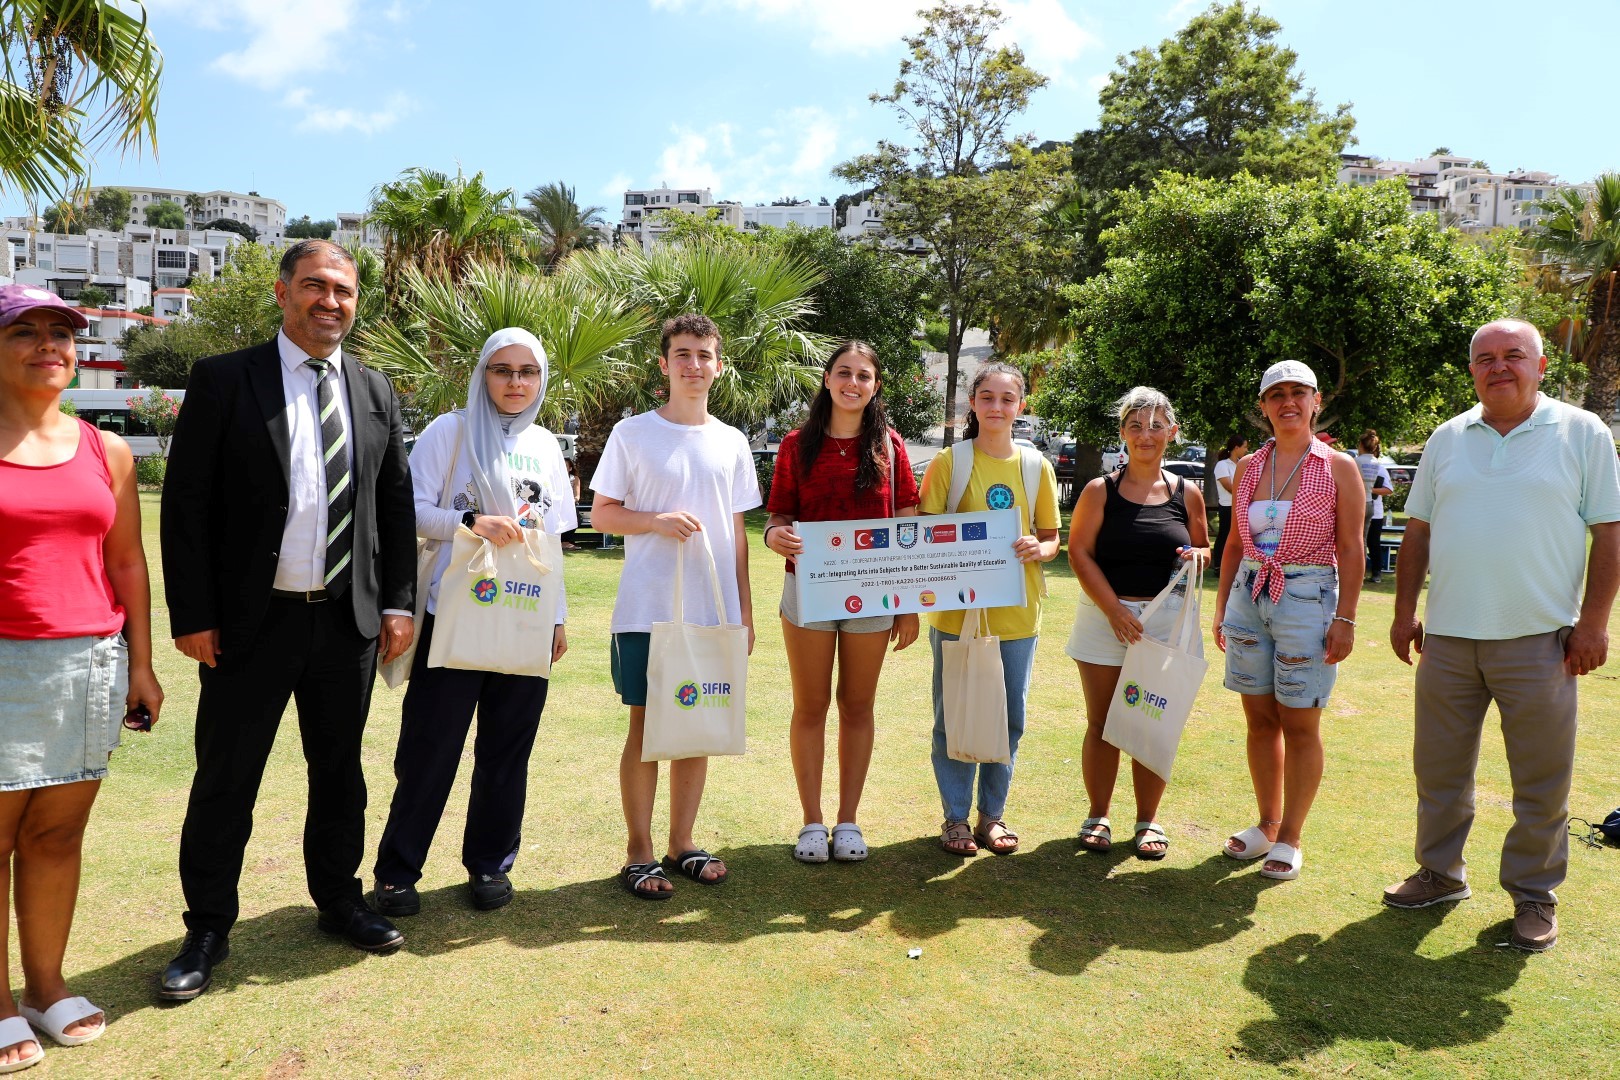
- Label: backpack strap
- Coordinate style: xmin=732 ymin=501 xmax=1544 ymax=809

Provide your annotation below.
xmin=945 ymin=439 xmax=975 ymax=514
xmin=1019 ymin=445 xmax=1049 ymax=599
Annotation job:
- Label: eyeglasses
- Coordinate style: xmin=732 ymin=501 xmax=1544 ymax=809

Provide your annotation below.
xmin=488 ymin=365 xmax=543 ymax=382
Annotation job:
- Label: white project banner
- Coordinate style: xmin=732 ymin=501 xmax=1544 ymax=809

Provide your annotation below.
xmin=793 ymin=509 xmax=1025 ymax=623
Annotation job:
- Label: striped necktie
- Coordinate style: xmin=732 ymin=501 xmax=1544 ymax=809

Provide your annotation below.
xmin=305 ymin=357 xmax=353 ymax=597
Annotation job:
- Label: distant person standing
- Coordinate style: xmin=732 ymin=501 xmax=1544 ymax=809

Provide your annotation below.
xmin=1211 ymin=435 xmax=1247 ymax=575
xmin=1356 ymin=431 xmax=1394 ymax=584
xmin=159 ymin=240 xmax=417 ymax=1000
xmin=1385 ymin=319 xmax=1620 ymax=953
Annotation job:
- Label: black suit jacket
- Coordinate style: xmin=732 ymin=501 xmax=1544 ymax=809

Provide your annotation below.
xmin=161 ymin=338 xmax=416 ymax=652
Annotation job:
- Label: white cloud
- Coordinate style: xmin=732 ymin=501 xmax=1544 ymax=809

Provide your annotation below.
xmin=645 ymin=107 xmax=846 ymax=204
xmin=284 ymin=89 xmax=411 ymax=135
xmin=1161 ymin=0 xmax=1202 ymax=24
xmin=998 ymin=0 xmax=1098 ymax=83
xmin=601 ymin=173 xmax=634 ymax=198
xmin=1087 ymin=72 xmax=1111 ymax=93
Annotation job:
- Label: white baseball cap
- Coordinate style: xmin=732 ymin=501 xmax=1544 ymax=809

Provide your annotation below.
xmin=1259 ymin=360 xmax=1318 ymax=394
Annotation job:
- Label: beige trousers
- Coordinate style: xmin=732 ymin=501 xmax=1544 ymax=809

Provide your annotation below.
xmin=1412 ymin=630 xmax=1576 ymax=906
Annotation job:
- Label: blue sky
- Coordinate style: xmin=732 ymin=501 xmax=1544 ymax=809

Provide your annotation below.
xmin=9 ymin=0 xmax=1616 ymax=221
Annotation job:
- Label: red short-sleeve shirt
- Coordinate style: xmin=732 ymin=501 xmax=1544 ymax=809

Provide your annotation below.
xmin=767 ymin=428 xmax=918 ymax=573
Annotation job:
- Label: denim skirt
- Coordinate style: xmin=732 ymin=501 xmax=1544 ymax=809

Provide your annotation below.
xmin=0 ymin=633 xmax=126 ymax=789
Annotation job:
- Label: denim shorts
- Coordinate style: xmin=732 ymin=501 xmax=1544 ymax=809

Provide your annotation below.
xmin=0 ymin=632 xmax=126 ymax=789
xmin=779 ymin=573 xmax=894 ymax=634
xmin=1221 ymin=562 xmax=1338 ymax=708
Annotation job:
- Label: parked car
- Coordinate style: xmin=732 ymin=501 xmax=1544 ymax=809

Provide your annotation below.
xmin=1100 ymin=445 xmax=1127 ymax=472
xmin=1176 ymin=444 xmax=1206 ymax=463
xmin=1013 ymin=437 xmax=1041 ymax=455
xmin=1386 ymin=464 xmax=1417 ymax=486
xmin=1054 ymin=440 xmax=1077 ymax=484
xmin=1161 ymin=460 xmax=1206 ymax=482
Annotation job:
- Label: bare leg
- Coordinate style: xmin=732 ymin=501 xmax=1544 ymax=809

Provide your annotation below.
xmin=782 ymin=617 xmax=837 ymax=826
xmin=15 ymin=780 xmax=104 ymax=1037
xmin=667 ymin=757 xmax=724 ymax=881
xmin=1226 ymin=693 xmax=1284 ymax=856
xmin=1267 ymin=703 xmax=1324 ymax=873
xmin=0 ymin=791 xmax=41 ymax=1067
xmin=1077 ymin=660 xmax=1123 ymax=822
xmin=832 ymin=629 xmax=890 ymax=824
xmin=619 ymin=707 xmax=669 ymax=892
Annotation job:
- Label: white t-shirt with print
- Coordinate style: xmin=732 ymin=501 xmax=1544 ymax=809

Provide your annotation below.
xmin=410 ymin=411 xmax=578 ymax=617
xmin=592 ymin=410 xmax=762 ymax=633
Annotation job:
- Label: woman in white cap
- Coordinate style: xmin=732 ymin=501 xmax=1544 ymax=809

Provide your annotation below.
xmin=1211 ymin=360 xmax=1365 ymax=880
xmin=0 ymin=284 xmax=163 ymax=1068
xmin=372 ymin=328 xmax=574 ymax=915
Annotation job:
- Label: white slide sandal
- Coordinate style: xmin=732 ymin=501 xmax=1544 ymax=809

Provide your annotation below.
xmin=0 ymin=1015 xmax=42 ymax=1073
xmin=1259 ymin=842 xmax=1303 ymax=880
xmin=18 ymin=997 xmax=104 ymax=1047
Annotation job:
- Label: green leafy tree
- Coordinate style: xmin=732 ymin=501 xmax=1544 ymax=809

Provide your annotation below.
xmin=1031 ymin=175 xmax=1517 ymax=447
xmin=1530 ymin=173 xmax=1620 ymax=419
xmin=366 ymin=166 xmax=535 ymax=295
xmin=75 ymin=282 xmax=107 ymax=308
xmin=88 ymin=185 xmax=130 ymax=229
xmin=120 ymin=320 xmax=218 ymax=389
xmin=1072 ymin=2 xmax=1355 ymax=193
xmin=40 ymin=195 xmax=81 ymax=231
xmin=200 ymin=216 xmax=258 ymax=240
xmin=124 ymin=386 xmax=179 ymax=452
xmin=187 ymin=241 xmax=281 ymax=350
xmin=0 ymin=0 xmax=162 ymax=199
xmin=285 ymin=214 xmax=336 ymax=239
xmin=521 ymin=181 xmax=607 ymax=270
xmin=838 ymin=1 xmax=1065 ymax=444
xmin=143 ymin=199 xmax=184 ymax=229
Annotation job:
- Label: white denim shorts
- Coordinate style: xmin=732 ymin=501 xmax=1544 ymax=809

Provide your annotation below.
xmin=1065 ymin=589 xmax=1201 ymax=666
xmin=0 ymin=632 xmax=126 ymax=789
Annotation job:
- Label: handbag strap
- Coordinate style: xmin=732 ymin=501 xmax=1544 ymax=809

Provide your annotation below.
xmin=672 ymin=527 xmax=729 ymax=627
xmin=1134 ymin=553 xmax=1205 ymax=655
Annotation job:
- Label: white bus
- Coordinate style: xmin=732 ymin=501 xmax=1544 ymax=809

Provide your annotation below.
xmin=61 ymin=388 xmax=187 ymax=458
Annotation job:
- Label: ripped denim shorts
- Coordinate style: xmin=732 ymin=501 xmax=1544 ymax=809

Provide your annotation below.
xmin=1221 ymin=561 xmax=1338 ymax=709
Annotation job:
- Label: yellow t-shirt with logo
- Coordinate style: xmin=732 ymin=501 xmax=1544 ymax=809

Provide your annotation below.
xmin=919 ymin=445 xmax=1060 ymax=640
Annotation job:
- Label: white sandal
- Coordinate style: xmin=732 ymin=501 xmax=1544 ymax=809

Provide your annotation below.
xmin=0 ymin=1015 xmax=42 ymax=1073
xmin=830 ymin=822 xmax=867 ymax=862
xmin=794 ymin=823 xmax=830 ymax=864
xmin=1259 ymin=842 xmax=1303 ymax=880
xmin=18 ymin=997 xmax=104 ymax=1047
xmin=1225 ymin=825 xmax=1272 ymax=860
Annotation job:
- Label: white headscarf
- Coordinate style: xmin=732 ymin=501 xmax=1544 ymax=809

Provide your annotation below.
xmin=463 ymin=327 xmax=549 ymax=519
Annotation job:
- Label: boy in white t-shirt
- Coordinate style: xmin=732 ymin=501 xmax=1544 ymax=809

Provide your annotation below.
xmin=590 ymin=314 xmax=761 ymax=899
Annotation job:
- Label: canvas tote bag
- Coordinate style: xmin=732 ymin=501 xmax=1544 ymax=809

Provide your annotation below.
xmin=642 ymin=529 xmax=749 ymax=762
xmin=1102 ymin=555 xmax=1209 ymax=782
xmin=379 ymin=426 xmax=462 ymax=689
xmin=426 ymin=523 xmax=563 ymax=678
xmin=941 ymin=608 xmax=1012 ymax=764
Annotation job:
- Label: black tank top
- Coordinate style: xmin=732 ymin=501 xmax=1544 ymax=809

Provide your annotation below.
xmin=1095 ymin=471 xmax=1191 ymax=598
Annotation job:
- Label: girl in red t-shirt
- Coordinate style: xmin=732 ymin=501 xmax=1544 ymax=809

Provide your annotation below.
xmin=763 ymin=341 xmax=919 ymax=864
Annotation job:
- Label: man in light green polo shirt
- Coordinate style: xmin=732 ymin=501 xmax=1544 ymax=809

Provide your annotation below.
xmin=1384 ymin=319 xmax=1620 ymax=952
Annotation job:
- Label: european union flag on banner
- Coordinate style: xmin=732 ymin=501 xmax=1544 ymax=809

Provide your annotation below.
xmin=962 ymin=521 xmax=988 ymax=542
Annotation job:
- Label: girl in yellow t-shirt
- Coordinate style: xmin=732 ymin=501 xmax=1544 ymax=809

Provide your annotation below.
xmin=919 ymin=364 xmax=1061 ymax=856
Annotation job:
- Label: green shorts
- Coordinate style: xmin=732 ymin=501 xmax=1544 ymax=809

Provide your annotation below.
xmin=610 ymin=632 xmax=651 ymax=707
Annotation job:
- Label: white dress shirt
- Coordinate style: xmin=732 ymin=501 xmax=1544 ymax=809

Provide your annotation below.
xmin=272 ymin=331 xmax=355 ymax=593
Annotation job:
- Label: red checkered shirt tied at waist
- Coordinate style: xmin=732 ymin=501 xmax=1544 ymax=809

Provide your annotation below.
xmin=1234 ymin=437 xmax=1339 ymax=603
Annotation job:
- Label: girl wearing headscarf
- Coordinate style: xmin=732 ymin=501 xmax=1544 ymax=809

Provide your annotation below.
xmin=372 ymin=328 xmax=575 ymax=915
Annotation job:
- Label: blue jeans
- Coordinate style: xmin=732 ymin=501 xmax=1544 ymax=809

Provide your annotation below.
xmin=929 ymin=628 xmax=1039 ymax=822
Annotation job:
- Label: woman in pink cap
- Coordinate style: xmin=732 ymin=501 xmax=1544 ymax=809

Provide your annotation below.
xmin=0 ymin=285 xmax=162 ymax=1070
xmin=1211 ymin=360 xmax=1364 ymax=881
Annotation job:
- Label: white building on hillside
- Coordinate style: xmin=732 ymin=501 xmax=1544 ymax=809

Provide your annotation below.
xmin=332 ymin=211 xmax=385 ymax=251
xmin=1337 ymin=153 xmax=1582 ymax=230
xmin=741 ymin=202 xmax=834 ymax=230
xmin=836 ymin=197 xmax=927 ymax=252
xmin=84 ymin=185 xmax=288 ymax=242
xmin=618 ymin=186 xmax=743 ymax=250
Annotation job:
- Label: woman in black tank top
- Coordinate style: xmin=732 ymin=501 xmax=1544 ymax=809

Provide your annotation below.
xmin=1065 ymin=387 xmax=1210 ymax=858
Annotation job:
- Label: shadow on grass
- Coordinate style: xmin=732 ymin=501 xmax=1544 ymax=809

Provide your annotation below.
xmin=1235 ymin=906 xmax=1529 ymax=1063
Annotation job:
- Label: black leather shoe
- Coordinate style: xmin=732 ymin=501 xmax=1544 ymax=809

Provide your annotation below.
xmin=373 ymin=880 xmax=421 ymax=917
xmin=159 ymin=929 xmax=230 ymax=1002
xmin=317 ymin=899 xmax=404 ymax=953
xmin=468 ymin=872 xmax=514 ymax=911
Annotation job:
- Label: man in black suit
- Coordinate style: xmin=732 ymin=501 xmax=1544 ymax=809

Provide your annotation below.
xmin=158 ymin=240 xmax=416 ymax=1000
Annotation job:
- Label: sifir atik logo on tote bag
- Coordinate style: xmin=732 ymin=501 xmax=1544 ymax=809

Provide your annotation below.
xmin=1121 ymin=680 xmax=1170 ymax=720
xmin=675 ymin=679 xmax=734 ymax=710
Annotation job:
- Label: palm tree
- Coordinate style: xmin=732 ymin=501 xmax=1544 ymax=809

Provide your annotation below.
xmin=365 ymin=167 xmax=535 ymax=295
xmin=1531 ymin=174 xmax=1620 ymax=420
xmin=183 ymin=191 xmax=205 ymax=226
xmin=521 ymin=181 xmax=607 ymax=271
xmin=561 ymin=240 xmax=831 ymax=469
xmin=0 ymin=0 xmax=162 ymax=199
xmin=353 ymin=260 xmax=648 ymax=431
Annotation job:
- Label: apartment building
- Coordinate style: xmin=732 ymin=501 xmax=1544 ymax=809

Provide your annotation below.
xmin=740 ymin=202 xmax=834 ymax=230
xmin=1337 ymin=153 xmax=1581 ymax=230
xmin=618 ymin=186 xmax=743 ymax=250
xmin=86 ymin=185 xmax=289 ymax=242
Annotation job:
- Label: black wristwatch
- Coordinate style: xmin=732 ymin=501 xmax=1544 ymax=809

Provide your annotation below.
xmin=462 ymin=511 xmax=476 ymax=528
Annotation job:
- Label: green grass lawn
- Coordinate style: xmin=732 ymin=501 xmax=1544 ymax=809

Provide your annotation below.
xmin=44 ymin=494 xmax=1619 ymax=1077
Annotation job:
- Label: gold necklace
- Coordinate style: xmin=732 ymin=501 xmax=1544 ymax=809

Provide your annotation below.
xmin=829 ymin=435 xmax=857 ymax=457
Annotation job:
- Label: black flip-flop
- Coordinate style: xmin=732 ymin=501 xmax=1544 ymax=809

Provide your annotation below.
xmin=619 ymin=861 xmax=673 ymax=900
xmin=662 ymin=849 xmax=728 ymax=885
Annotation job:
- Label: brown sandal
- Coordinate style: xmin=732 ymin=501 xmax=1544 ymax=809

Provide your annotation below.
xmin=974 ymin=819 xmax=1019 ymax=855
xmin=940 ymin=820 xmax=978 ymax=856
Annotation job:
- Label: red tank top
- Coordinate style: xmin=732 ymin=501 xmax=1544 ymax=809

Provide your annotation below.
xmin=0 ymin=418 xmax=124 ymax=639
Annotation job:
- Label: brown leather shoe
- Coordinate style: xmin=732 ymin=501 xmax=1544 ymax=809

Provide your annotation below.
xmin=1382 ymin=868 xmax=1470 ymax=908
xmin=1511 ymin=901 xmax=1557 ymax=952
